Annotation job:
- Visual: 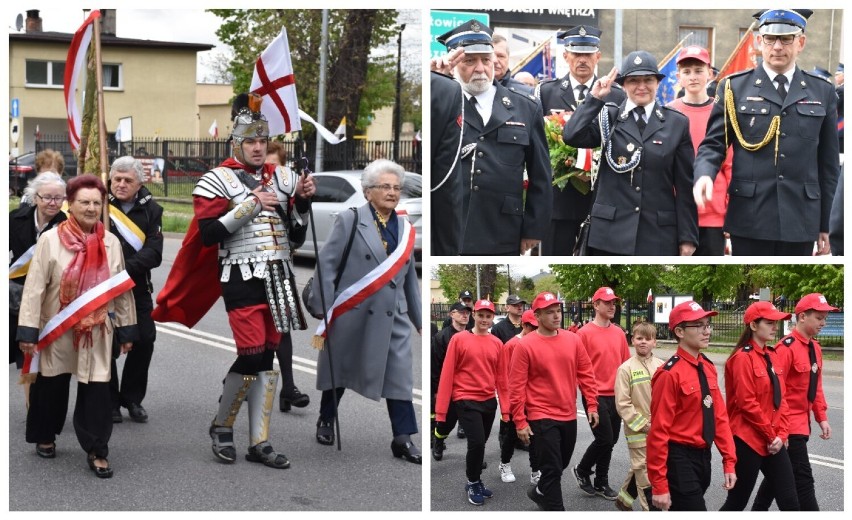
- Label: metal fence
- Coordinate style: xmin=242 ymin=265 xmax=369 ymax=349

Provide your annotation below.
xmin=34 ymin=134 xmax=422 ymax=199
xmin=430 ymin=299 xmax=844 ymax=349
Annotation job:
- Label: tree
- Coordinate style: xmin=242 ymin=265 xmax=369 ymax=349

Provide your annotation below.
xmin=750 ymin=264 xmax=844 ymax=306
xmin=660 ymin=265 xmax=746 ymax=304
xmin=550 ymin=265 xmax=661 ymax=302
xmin=436 ymin=265 xmax=508 ymax=303
xmin=517 ymin=276 xmax=537 ymax=303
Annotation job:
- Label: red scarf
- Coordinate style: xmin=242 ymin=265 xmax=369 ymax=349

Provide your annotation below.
xmin=57 ymin=215 xmax=109 ymax=349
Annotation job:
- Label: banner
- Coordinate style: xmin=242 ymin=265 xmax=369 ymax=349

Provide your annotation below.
xmin=250 ymin=28 xmax=302 ymax=135
xmin=63 ymin=10 xmax=101 ymax=151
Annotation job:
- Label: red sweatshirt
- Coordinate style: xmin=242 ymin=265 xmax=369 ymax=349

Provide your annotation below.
xmin=577 ymin=322 xmax=630 ymax=396
xmin=773 ymin=329 xmax=830 ymax=436
xmin=434 ymin=331 xmax=508 ymax=422
xmin=509 ymin=330 xmax=598 ymax=431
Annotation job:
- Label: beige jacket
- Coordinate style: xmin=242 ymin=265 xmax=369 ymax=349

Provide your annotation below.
xmin=17 ymin=229 xmax=137 ymax=383
xmin=615 ymin=354 xmax=665 ymax=448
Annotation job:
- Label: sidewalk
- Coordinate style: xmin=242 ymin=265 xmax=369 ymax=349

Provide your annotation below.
xmin=654 ymin=344 xmax=843 ymax=378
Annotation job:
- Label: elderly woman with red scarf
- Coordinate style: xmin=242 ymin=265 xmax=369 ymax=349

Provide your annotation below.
xmin=17 ymin=175 xmax=138 ymax=479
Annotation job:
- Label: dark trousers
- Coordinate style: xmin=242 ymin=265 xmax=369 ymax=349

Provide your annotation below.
xmin=578 ymin=395 xmax=621 ymax=485
xmin=27 ymin=373 xmax=112 ymax=458
xmin=110 ymin=299 xmax=155 ymax=408
xmin=435 ymin=399 xmax=460 ymax=438
xmin=721 ymin=436 xmax=799 ymax=510
xmin=695 ymin=227 xmax=726 ymax=256
xmin=453 ymin=399 xmax=497 ymax=482
xmin=530 ymin=418 xmax=577 ymax=511
xmin=499 ymin=418 xmax=539 ymax=471
xmin=731 ymin=235 xmax=813 ymax=256
xmin=275 ymin=333 xmax=296 ymax=393
xmin=752 ymin=434 xmax=819 ymax=510
xmin=544 ymin=218 xmax=583 ymax=256
xmin=667 ymin=442 xmax=711 ymax=511
xmin=320 ymin=388 xmax=418 ymax=436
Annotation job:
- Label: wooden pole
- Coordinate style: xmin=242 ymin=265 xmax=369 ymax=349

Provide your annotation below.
xmin=93 ymin=14 xmax=110 ymax=229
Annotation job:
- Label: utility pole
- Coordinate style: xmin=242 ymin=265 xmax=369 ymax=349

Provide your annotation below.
xmin=314 ymin=9 xmax=329 ymax=171
xmin=393 ymin=24 xmax=406 ymax=163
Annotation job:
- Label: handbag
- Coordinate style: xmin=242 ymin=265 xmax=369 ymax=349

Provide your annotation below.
xmin=573 ymin=216 xmax=591 ymax=256
xmin=302 ymin=207 xmax=358 ymax=319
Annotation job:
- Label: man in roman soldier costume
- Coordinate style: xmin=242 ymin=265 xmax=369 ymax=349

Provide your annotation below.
xmin=152 ymin=93 xmax=315 ymax=468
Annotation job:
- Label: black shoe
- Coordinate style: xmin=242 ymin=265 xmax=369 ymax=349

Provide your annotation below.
xmin=573 ymin=465 xmax=596 ymax=496
xmin=432 ymin=438 xmax=446 ymax=461
xmin=112 ymin=407 xmax=123 ymax=423
xmin=595 ymin=484 xmax=618 ymax=501
xmin=127 ymin=403 xmax=148 ymax=423
xmin=87 ymin=453 xmax=114 ymax=479
xmin=527 ymin=485 xmax=546 ymax=510
xmin=36 ymin=443 xmax=56 ymax=459
xmin=391 ymin=440 xmax=422 ymax=464
xmin=316 ymin=418 xmax=335 ymax=445
xmin=457 ymin=427 xmax=466 ymax=439
xmin=280 ymin=387 xmax=310 ymax=412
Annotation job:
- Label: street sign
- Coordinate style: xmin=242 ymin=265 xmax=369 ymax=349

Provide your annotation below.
xmin=11 ymin=98 xmax=20 ymax=118
xmin=10 ymin=117 xmax=20 ymax=145
xmin=430 ymin=10 xmax=490 ymax=60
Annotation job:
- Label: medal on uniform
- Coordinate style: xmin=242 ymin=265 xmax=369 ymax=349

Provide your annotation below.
xmin=750 ymin=117 xmax=755 ymax=127
xmin=703 ymin=395 xmax=713 ymax=408
xmin=626 ymin=143 xmax=635 ymax=152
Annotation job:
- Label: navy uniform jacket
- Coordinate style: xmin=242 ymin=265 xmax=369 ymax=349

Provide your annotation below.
xmin=694 ymin=67 xmax=840 ymax=242
xmin=499 ymin=74 xmax=535 ymax=96
xmin=430 ymin=72 xmax=464 ymax=256
xmin=460 ymin=81 xmax=552 ymax=255
xmin=562 ymin=96 xmax=698 ymax=255
xmin=538 ymin=75 xmax=626 ymax=221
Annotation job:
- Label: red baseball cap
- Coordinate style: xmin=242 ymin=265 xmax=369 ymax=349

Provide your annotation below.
xmin=744 ymin=301 xmax=791 ymax=324
xmin=592 ymin=287 xmax=620 ymax=302
xmin=676 ymin=45 xmax=711 ymax=66
xmin=473 ymin=299 xmax=495 ymax=313
xmin=668 ymin=301 xmax=718 ymax=329
xmin=531 ymin=292 xmax=563 ymax=311
xmin=521 ymin=309 xmax=539 ymax=327
xmin=794 ymin=293 xmax=839 ymax=314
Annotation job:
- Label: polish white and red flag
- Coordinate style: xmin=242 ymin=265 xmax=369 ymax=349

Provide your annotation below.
xmin=208 ymin=119 xmax=218 ymax=139
xmin=250 ymin=28 xmax=302 ymax=135
xmin=64 ymin=10 xmax=100 ymax=151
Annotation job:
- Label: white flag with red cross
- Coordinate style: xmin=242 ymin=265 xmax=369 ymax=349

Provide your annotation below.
xmin=250 ymin=28 xmax=302 ymax=135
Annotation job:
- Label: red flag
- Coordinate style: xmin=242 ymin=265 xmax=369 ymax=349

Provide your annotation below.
xmin=250 ymin=28 xmax=301 ymax=135
xmin=717 ymin=26 xmax=759 ymax=82
xmin=63 ymin=10 xmax=100 ymax=151
xmin=647 ymin=288 xmax=653 ymax=303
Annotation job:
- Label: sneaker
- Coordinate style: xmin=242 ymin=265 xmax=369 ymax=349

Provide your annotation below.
xmin=527 ymin=485 xmax=546 ymax=509
xmin=595 ymin=484 xmax=618 ymax=501
xmin=432 ymin=437 xmax=446 ymax=461
xmin=457 ymin=427 xmax=466 ymax=439
xmin=499 ymin=462 xmax=516 ymax=483
xmin=466 ymin=481 xmax=484 ymax=506
xmin=477 ymin=480 xmax=494 ymax=499
xmin=573 ymin=465 xmax=596 ymax=496
xmin=530 ymin=470 xmax=542 ymax=486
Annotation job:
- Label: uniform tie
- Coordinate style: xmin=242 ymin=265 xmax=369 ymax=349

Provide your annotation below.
xmin=763 ymin=352 xmax=782 ymax=409
xmin=697 ymin=361 xmax=715 ymax=447
xmin=633 ymin=106 xmax=647 ymax=135
xmin=775 ymin=75 xmax=788 ymax=100
xmin=807 ymin=340 xmax=818 ymax=402
xmin=576 ymin=84 xmax=587 ymax=102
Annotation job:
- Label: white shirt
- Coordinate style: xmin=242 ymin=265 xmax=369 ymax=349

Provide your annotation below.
xmin=464 ymin=84 xmax=497 ymax=126
xmin=762 ymin=63 xmax=795 ymax=93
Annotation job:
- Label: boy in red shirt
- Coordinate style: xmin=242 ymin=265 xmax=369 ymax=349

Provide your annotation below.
xmin=511 ymin=292 xmax=599 ymax=511
xmin=435 ymin=299 xmax=509 ymax=506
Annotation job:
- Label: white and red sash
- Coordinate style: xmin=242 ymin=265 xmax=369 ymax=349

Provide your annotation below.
xmin=21 ymin=270 xmax=134 ymax=375
xmin=9 ymin=244 xmax=36 ymax=279
xmin=313 ymin=220 xmax=415 ymax=345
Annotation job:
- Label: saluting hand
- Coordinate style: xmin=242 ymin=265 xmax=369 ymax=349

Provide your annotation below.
xmin=591 ymin=67 xmax=618 ymax=99
xmin=431 ymin=48 xmax=465 ymax=77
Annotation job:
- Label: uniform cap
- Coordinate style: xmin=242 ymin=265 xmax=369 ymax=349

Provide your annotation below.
xmin=531 ymin=292 xmax=562 ymax=311
xmin=812 ymin=66 xmax=832 ymax=82
xmin=837 ymin=63 xmax=844 ymax=74
xmin=459 ymin=290 xmax=473 ymax=300
xmin=616 ymin=51 xmax=665 ymax=85
xmin=506 ymin=294 xmax=526 ymax=305
xmin=676 ymin=46 xmax=711 ymax=66
xmin=592 ymin=286 xmax=620 ymax=302
xmin=473 ymin=299 xmax=495 ymax=312
xmin=794 ymin=293 xmax=839 ymax=314
xmin=744 ymin=301 xmax=791 ymax=324
xmin=557 ymin=25 xmax=602 ymax=54
xmin=521 ymin=310 xmax=539 ymax=327
xmin=450 ymin=302 xmax=472 ymax=313
xmin=668 ymin=301 xmax=718 ymax=329
xmin=437 ymin=20 xmax=494 ymax=54
xmin=753 ymin=9 xmax=812 ymax=35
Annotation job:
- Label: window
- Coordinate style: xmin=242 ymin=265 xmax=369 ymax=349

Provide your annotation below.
xmin=25 ymin=60 xmax=121 ymax=89
xmin=679 ymin=26 xmax=713 ymax=63
xmin=313 ymin=176 xmax=355 ymax=203
xmin=102 ymin=64 xmax=121 ymax=89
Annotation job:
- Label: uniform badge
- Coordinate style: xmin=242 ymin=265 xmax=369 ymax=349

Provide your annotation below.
xmin=761 ymin=109 xmax=767 ymax=113
xmin=655 ymin=109 xmax=663 ymax=119
xmin=620 ymin=111 xmax=629 ymax=120
xmin=812 ymin=363 xmax=818 ymax=373
xmin=714 ymin=94 xmax=720 ymax=104
xmin=502 ymin=97 xmax=512 ymax=107
xmin=634 ymin=55 xmax=643 ymax=65
xmin=749 ymin=117 xmax=755 ymax=127
xmin=579 ymin=26 xmax=587 ymax=36
xmin=562 ymin=80 xmax=570 ymax=89
xmin=801 ymin=80 xmax=807 ymax=87
xmin=617 ymin=156 xmax=627 ymax=165
xmin=652 ymin=140 xmax=662 ymax=145
xmin=471 ymin=21 xmax=481 ymax=32
xmin=756 ymin=79 xmax=762 ymax=85
xmin=626 ymin=143 xmax=635 ymax=152
xmin=703 ymin=395 xmax=713 ymax=408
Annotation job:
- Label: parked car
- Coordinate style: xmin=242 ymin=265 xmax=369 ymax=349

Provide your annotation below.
xmin=293 ymin=170 xmax=422 ymax=267
xmin=9 ymin=152 xmax=36 ymax=196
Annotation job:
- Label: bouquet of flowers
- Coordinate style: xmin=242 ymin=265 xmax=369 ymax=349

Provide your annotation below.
xmin=544 ymin=112 xmax=601 ymax=194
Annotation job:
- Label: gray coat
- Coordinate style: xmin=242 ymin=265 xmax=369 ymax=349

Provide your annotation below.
xmin=310 ymin=203 xmax=421 ymax=401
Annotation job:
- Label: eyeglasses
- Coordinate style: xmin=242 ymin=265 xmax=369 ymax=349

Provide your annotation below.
xmin=36 ymin=194 xmax=66 ymax=204
xmin=761 ymin=34 xmax=798 ymax=46
xmin=370 ymin=184 xmax=402 ymax=192
xmin=680 ymin=323 xmax=713 ymax=331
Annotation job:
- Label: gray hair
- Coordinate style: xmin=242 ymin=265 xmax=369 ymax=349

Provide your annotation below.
xmin=23 ymin=171 xmax=66 ymax=201
xmin=361 ymin=159 xmax=405 ymax=194
xmin=110 ymin=155 xmax=144 ymax=182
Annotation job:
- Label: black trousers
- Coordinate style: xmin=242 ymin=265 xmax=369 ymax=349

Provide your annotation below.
xmin=544 ymin=218 xmax=583 ymax=256
xmin=110 ymin=298 xmax=155 ymax=408
xmin=731 ymin=235 xmax=813 ymax=256
xmin=752 ymin=434 xmax=819 ymax=510
xmin=721 ymin=436 xmax=799 ymax=510
xmin=530 ymin=418 xmax=577 ymax=511
xmin=695 ymin=227 xmax=726 ymax=256
xmin=499 ymin=418 xmax=539 ymax=471
xmin=453 ymin=399 xmax=497 ymax=482
xmin=319 ymin=388 xmax=418 ymax=437
xmin=578 ymin=395 xmax=621 ymax=486
xmin=667 ymin=442 xmax=711 ymax=511
xmin=27 ymin=373 xmax=112 ymax=458
xmin=275 ymin=333 xmax=297 ymax=393
xmin=435 ymin=399 xmax=460 ymax=438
